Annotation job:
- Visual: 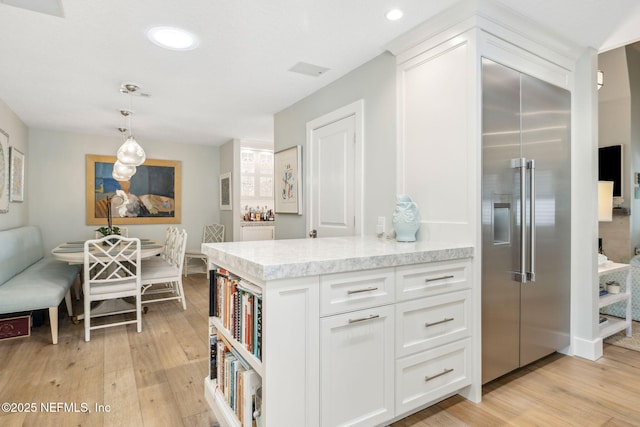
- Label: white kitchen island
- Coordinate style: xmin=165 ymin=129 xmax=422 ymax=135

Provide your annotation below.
xmin=203 ymin=236 xmax=478 ymax=427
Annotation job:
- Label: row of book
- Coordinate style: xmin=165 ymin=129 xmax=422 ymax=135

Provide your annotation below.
xmin=212 ymin=269 xmax=263 ymax=360
xmin=210 ymin=332 xmax=262 ymax=427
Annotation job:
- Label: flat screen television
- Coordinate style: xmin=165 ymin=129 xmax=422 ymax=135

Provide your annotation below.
xmin=598 ymin=145 xmax=623 ymax=198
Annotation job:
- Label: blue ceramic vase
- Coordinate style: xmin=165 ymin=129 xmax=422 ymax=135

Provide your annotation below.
xmin=392 ymin=195 xmax=420 ymax=242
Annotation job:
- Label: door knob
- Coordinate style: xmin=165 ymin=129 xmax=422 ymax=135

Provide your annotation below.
xmin=309 ymin=229 xmax=317 ymax=238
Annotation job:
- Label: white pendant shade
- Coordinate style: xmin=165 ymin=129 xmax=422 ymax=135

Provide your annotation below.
xmin=117 ymin=136 xmax=146 ymax=166
xmin=112 ymin=160 xmax=136 ymax=181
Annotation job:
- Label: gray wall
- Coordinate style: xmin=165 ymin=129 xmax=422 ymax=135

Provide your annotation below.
xmin=0 ymin=99 xmax=29 ymax=231
xmin=273 ymin=52 xmax=397 ymax=239
xmin=28 ymin=128 xmax=220 ymax=252
xmin=219 ymin=138 xmax=235 ymax=241
xmin=598 ymin=44 xmax=640 ymax=259
xmin=626 ymin=44 xmax=640 ymax=254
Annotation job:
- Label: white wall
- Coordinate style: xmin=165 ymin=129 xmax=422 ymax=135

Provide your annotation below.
xmin=274 ymin=52 xmax=397 ymax=239
xmin=28 ymin=128 xmax=220 ymax=252
xmin=0 ymin=99 xmax=28 ymax=231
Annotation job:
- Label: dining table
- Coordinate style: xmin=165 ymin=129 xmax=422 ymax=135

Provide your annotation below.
xmin=51 ymin=238 xmax=164 ymax=264
xmin=50 ymin=238 xmax=165 ymax=321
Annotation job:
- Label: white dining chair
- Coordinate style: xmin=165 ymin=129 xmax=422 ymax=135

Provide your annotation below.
xmin=83 ymin=235 xmax=142 ymax=342
xmin=184 ymin=223 xmax=224 ymax=278
xmin=140 ymin=228 xmax=188 ymax=310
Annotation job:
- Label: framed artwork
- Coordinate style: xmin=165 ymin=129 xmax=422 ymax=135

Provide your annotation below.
xmin=9 ymin=147 xmax=25 ymax=202
xmin=274 ymin=145 xmax=302 ymax=214
xmin=86 ymin=154 xmax=182 ymax=225
xmin=219 ymin=172 xmax=232 ymax=210
xmin=0 ymin=129 xmax=9 ymax=213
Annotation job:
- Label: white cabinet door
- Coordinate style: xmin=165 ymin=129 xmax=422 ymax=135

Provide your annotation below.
xmin=241 ymin=226 xmax=274 ymax=241
xmin=320 ymin=305 xmax=394 ymax=427
xmin=397 ymin=34 xmax=474 ymax=244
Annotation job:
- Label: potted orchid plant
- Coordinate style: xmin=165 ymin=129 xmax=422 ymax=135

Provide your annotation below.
xmin=95 ymin=195 xmax=121 ymax=238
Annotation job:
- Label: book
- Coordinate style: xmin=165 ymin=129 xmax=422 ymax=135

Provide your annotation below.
xmin=241 ymin=369 xmax=261 ymax=426
xmin=210 ymin=273 xmax=217 ymax=317
xmin=210 ymin=333 xmax=217 ymax=380
xmin=255 ymin=297 xmax=262 ymax=360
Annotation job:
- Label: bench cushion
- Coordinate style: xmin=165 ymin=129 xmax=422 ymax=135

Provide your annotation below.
xmin=0 ymin=226 xmax=45 ymax=286
xmin=0 ymin=257 xmax=81 ymax=314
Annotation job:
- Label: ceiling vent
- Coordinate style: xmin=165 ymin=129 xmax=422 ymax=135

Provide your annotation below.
xmin=1 ymin=0 xmax=64 ymax=17
xmin=289 ymin=62 xmax=330 ymax=77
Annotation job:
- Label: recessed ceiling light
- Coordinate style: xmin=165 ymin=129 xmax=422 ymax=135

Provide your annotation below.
xmin=385 ymin=9 xmax=404 ymax=21
xmin=147 ymin=26 xmax=199 ymax=51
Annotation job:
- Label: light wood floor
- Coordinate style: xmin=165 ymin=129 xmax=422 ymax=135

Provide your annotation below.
xmin=2 ymin=275 xmax=640 ymax=427
xmin=0 ymin=273 xmax=215 ymax=427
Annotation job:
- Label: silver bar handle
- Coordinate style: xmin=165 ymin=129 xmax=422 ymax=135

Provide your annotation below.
xmin=511 ymin=157 xmax=527 ymax=283
xmin=347 ymin=287 xmax=378 ymax=295
xmin=348 ymin=314 xmax=380 ymax=324
xmin=424 ymin=275 xmax=454 ymax=283
xmin=425 ymin=317 xmax=454 ymax=328
xmin=527 ymin=160 xmax=536 ymax=282
xmin=425 ymin=368 xmax=454 ymax=382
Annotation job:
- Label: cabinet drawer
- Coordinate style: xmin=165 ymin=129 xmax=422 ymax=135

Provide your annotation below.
xmin=396 ymin=290 xmax=470 ymax=357
xmin=396 ymin=339 xmax=471 ymax=415
xmin=396 ymin=260 xmax=470 ymax=301
xmin=320 ymin=268 xmax=395 ymax=317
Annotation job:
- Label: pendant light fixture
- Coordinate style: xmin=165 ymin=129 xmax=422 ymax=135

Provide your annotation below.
xmin=113 ymin=125 xmax=136 ymax=181
xmin=116 ymin=83 xmax=146 ymax=166
xmin=113 ymin=160 xmax=136 ymax=181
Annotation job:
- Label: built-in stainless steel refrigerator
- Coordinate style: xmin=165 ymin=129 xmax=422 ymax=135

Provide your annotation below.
xmin=481 ymin=58 xmax=571 ymax=384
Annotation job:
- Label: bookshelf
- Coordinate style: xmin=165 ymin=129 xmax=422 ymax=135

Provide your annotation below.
xmin=207 ymin=270 xmax=263 ymax=427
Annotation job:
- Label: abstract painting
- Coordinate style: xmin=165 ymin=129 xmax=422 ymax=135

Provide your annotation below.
xmin=86 ymin=154 xmax=181 ymax=225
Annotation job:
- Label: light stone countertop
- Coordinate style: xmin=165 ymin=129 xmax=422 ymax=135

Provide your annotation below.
xmin=202 ymin=236 xmax=473 ymax=282
xmin=240 ymin=221 xmax=275 ymax=227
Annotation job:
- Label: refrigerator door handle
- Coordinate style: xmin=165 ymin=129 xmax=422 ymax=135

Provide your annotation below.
xmin=527 ymin=160 xmax=536 ymax=282
xmin=511 ymin=157 xmax=527 ymax=283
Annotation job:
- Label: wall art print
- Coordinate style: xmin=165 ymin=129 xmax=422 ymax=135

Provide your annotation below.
xmin=86 ymin=154 xmax=182 ymax=225
xmin=0 ymin=129 xmax=9 ymax=213
xmin=219 ymin=172 xmax=232 ymax=210
xmin=10 ymin=147 xmax=24 ymax=202
xmin=274 ymin=145 xmax=301 ymax=214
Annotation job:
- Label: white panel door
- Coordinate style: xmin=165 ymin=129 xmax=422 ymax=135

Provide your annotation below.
xmin=310 ymin=115 xmax=356 ymax=238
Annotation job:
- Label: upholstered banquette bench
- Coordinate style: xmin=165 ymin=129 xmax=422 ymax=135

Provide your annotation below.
xmin=0 ymin=226 xmax=81 ymax=344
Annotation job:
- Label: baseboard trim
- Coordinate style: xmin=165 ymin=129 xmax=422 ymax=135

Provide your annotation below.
xmin=572 ymin=336 xmax=603 ymax=361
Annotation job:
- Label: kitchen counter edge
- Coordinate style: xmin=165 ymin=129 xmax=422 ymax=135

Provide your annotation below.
xmin=202 ymin=236 xmax=473 ymax=282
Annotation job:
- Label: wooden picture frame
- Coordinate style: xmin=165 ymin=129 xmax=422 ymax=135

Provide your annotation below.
xmin=9 ymin=147 xmax=25 ymax=202
xmin=0 ymin=129 xmax=9 ymax=213
xmin=219 ymin=172 xmax=232 ymax=210
xmin=86 ymin=154 xmax=182 ymax=225
xmin=274 ymin=145 xmax=302 ymax=214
